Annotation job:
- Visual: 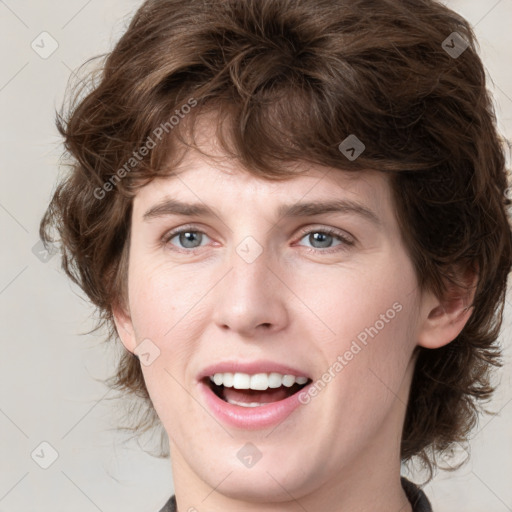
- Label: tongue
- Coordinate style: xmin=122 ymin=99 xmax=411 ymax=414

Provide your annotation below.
xmin=222 ymin=385 xmax=295 ymax=404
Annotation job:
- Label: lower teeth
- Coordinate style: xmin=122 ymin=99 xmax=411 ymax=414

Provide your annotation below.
xmin=226 ymin=398 xmax=270 ymax=407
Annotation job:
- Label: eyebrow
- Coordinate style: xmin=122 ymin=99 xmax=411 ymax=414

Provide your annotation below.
xmin=142 ymin=198 xmax=380 ymax=226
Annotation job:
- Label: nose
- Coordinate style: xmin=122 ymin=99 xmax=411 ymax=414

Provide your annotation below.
xmin=211 ymin=243 xmax=289 ymax=337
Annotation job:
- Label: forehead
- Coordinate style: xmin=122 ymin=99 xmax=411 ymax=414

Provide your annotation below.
xmin=133 ymin=153 xmax=393 ymax=230
xmin=132 ymin=114 xmax=394 ymax=222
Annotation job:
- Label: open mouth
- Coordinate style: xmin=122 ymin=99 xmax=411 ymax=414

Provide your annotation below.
xmin=203 ymin=376 xmax=312 ymax=407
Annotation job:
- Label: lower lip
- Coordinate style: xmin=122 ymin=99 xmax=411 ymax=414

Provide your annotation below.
xmin=198 ymin=380 xmax=311 ymax=430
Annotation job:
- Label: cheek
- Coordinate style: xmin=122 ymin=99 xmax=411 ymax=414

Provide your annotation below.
xmin=127 ymin=257 xmax=208 ymax=339
xmin=315 ymin=253 xmax=419 ymax=389
xmin=126 ymin=260 xmax=209 ymax=427
xmin=311 ymin=293 xmax=418 ymax=457
xmin=126 ymin=258 xmax=216 ymax=397
xmin=303 ymin=252 xmax=417 ymax=343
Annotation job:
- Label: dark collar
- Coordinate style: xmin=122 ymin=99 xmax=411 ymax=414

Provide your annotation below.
xmin=158 ymin=477 xmax=433 ymax=512
xmin=401 ymin=477 xmax=433 ymax=512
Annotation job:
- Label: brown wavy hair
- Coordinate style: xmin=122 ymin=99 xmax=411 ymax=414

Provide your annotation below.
xmin=40 ymin=0 xmax=512 ymax=479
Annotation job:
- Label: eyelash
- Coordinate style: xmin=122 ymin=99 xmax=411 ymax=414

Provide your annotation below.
xmin=161 ymin=224 xmax=355 ymax=254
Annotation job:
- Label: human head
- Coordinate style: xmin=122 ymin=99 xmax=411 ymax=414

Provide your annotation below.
xmin=41 ymin=0 xmax=512 ymax=485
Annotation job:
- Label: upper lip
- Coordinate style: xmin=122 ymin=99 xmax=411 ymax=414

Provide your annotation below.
xmin=197 ymin=360 xmax=311 ymax=381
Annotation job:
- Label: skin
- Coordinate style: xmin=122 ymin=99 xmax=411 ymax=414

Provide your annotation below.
xmin=113 ymin=118 xmax=475 ymax=512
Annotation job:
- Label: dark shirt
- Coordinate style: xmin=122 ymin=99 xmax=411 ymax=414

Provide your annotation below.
xmin=157 ymin=477 xmax=432 ymax=511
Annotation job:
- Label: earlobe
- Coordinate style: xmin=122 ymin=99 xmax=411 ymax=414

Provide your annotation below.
xmin=417 ymin=272 xmax=477 ymax=350
xmin=112 ymin=301 xmax=137 ymax=354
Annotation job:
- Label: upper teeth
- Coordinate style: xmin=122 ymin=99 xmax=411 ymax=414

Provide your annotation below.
xmin=209 ymin=372 xmax=308 ymax=390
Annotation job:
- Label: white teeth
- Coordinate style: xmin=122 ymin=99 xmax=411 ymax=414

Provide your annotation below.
xmin=208 ymin=371 xmax=309 ymax=390
xmin=250 ymin=373 xmax=269 ymax=390
xmin=233 ymin=373 xmax=250 ymax=389
xmin=282 ymin=374 xmax=296 ymax=387
xmin=223 ymin=372 xmax=234 ymax=387
xmin=268 ymin=372 xmax=283 ymax=388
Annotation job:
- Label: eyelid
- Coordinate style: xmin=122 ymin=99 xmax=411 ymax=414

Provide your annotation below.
xmin=161 ymin=223 xmax=355 ymax=252
xmin=161 ymin=223 xmax=213 ymax=246
xmin=294 ymin=225 xmax=355 ymax=245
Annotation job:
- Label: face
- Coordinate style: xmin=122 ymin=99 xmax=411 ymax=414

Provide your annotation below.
xmin=115 ymin=122 xmax=433 ymax=505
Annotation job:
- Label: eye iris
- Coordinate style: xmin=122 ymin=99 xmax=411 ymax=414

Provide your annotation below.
xmin=310 ymin=232 xmax=332 ymax=248
xmin=174 ymin=231 xmax=338 ymax=249
xmin=180 ymin=231 xmax=201 ymax=248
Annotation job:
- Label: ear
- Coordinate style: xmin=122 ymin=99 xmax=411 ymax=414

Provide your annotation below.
xmin=112 ymin=300 xmax=137 ymax=355
xmin=417 ymin=267 xmax=478 ymax=349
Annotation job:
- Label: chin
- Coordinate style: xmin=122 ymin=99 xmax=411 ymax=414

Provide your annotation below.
xmin=203 ymin=469 xmax=308 ymax=503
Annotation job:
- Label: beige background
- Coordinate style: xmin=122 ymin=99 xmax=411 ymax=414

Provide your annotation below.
xmin=0 ymin=1 xmax=510 ymax=511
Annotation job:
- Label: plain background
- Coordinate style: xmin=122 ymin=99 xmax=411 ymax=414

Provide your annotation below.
xmin=0 ymin=1 xmax=511 ymax=511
